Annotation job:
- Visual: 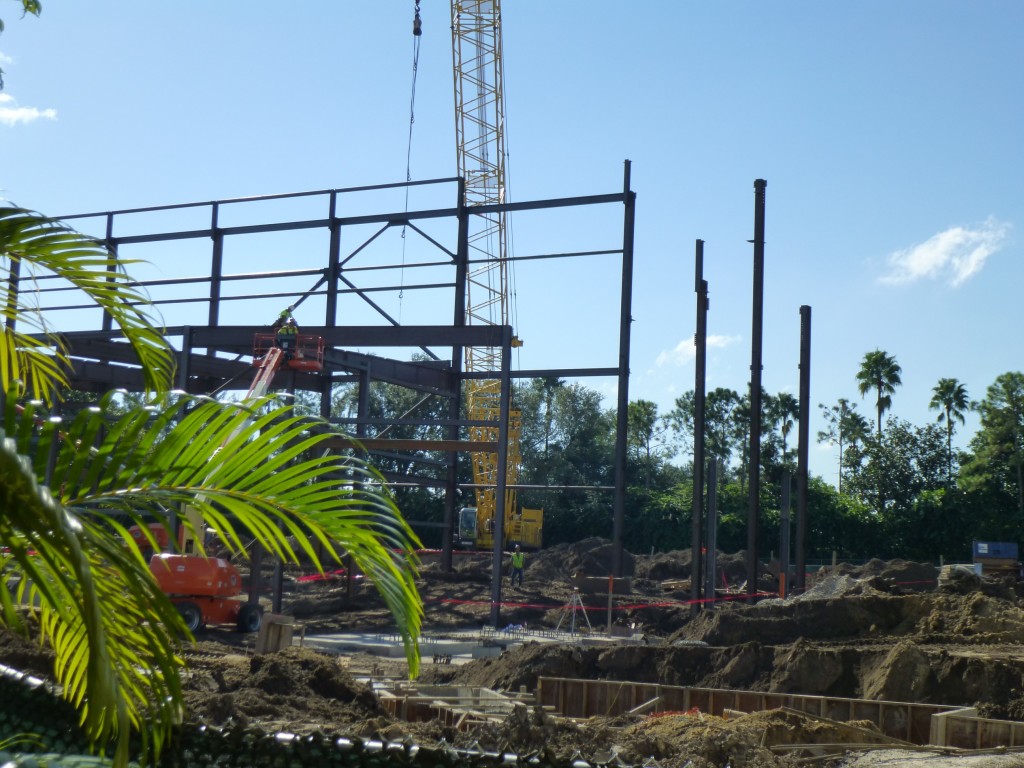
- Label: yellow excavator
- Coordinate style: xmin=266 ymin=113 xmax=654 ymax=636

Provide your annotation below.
xmin=456 ymin=505 xmax=542 ymax=550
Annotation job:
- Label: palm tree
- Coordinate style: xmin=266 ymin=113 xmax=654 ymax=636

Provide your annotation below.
xmin=929 ymin=377 xmax=969 ymax=486
xmin=856 ymin=350 xmax=902 ymax=434
xmin=770 ymin=392 xmax=800 ymax=462
xmin=844 ymin=409 xmax=871 ymax=450
xmin=2 ymin=205 xmax=423 ymax=766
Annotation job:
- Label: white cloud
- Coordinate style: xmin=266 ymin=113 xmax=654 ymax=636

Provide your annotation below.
xmin=880 ymin=217 xmax=1010 ymax=287
xmin=0 ymin=53 xmax=13 ymax=67
xmin=655 ymin=333 xmax=740 ymax=367
xmin=0 ymin=93 xmax=57 ymax=126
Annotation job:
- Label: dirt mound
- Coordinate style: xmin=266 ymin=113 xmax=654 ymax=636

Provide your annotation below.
xmin=10 ymin=546 xmax=1024 ymax=768
xmin=633 ymin=550 xmax=766 ymax=589
xmin=184 ymin=645 xmax=384 ymax=733
xmin=528 ymin=537 xmax=635 ymax=582
xmin=672 ymin=593 xmax=925 ymax=646
xmin=612 ymin=708 xmax=888 ymax=768
xmin=916 ymin=592 xmax=1024 ymax=642
xmin=634 ymin=549 xmax=694 ymax=581
xmin=420 ymin=642 xmax=592 ymax=690
xmin=861 ymin=639 xmax=933 ymax=701
xmin=817 ymin=558 xmax=938 ymax=593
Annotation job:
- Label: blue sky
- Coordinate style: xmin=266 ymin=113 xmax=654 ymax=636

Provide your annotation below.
xmin=1 ymin=2 xmax=1022 ymax=485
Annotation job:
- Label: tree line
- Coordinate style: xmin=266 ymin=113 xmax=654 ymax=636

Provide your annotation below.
xmin=349 ymin=353 xmax=1024 ymax=565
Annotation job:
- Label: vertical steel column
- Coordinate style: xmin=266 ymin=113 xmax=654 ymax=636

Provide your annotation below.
xmin=612 ymin=160 xmax=636 ymax=577
xmin=0 ymin=256 xmax=19 ymax=408
xmin=321 ymin=191 xmax=342 ymax=421
xmin=271 ymin=382 xmax=296 ymax=616
xmin=443 ymin=179 xmax=470 ymax=573
xmin=488 ymin=326 xmax=514 ymax=628
xmin=691 ymin=239 xmax=708 ymax=614
xmin=326 ymin=191 xmax=341 ymax=327
xmin=356 ymin=368 xmax=371 ymax=439
xmin=348 ymin=367 xmax=371 ymax=601
xmin=704 ymin=461 xmax=719 ymax=606
xmin=102 ymin=213 xmax=117 ymax=333
xmin=177 ymin=326 xmax=193 ymax=393
xmin=779 ymin=471 xmax=791 ymax=598
xmin=319 ymin=378 xmax=332 ymax=419
xmin=208 ymin=202 xmax=223 ymax=327
xmin=746 ymin=179 xmax=767 ymax=598
xmin=247 ymin=543 xmax=264 ymax=606
xmin=5 ymin=256 xmax=20 ymax=334
xmin=796 ymin=305 xmax=812 ymax=593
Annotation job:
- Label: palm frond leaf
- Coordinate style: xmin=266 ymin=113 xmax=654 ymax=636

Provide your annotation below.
xmin=4 ymin=390 xmax=423 ymax=763
xmin=0 ymin=205 xmax=176 ymax=402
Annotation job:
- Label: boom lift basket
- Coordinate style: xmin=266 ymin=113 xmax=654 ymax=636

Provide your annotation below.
xmin=253 ymin=333 xmax=324 ymax=372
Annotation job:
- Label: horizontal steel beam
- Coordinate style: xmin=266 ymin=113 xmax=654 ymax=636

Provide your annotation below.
xmin=321 ymin=438 xmax=498 ymax=453
xmin=323 ymin=349 xmax=456 ymax=393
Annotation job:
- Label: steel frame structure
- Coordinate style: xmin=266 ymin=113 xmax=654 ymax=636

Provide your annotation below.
xmin=33 ymin=169 xmax=637 ymax=594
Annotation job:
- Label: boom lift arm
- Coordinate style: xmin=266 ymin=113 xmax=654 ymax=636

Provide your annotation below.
xmin=178 ymin=331 xmax=324 ymax=553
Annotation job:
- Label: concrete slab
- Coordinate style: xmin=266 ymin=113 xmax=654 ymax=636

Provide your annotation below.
xmin=302 ymin=626 xmax=640 ymax=661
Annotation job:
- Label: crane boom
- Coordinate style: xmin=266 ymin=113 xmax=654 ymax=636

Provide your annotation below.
xmin=451 ymin=1 xmax=541 ymax=549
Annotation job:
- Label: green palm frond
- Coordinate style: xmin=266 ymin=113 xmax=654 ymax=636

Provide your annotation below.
xmin=0 ymin=205 xmax=175 ymax=402
xmin=0 ymin=427 xmax=185 ymax=766
xmin=2 ymin=390 xmax=423 ymax=764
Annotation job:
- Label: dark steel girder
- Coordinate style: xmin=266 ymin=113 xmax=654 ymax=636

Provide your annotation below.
xmin=182 ymin=325 xmax=508 ymax=352
xmin=322 ymin=349 xmax=455 ymax=394
xmin=52 ymin=324 xmax=505 ymax=396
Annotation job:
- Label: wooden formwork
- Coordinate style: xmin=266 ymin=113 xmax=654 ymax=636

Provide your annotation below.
xmin=374 ymin=677 xmax=1024 ymax=751
xmin=536 ymin=677 xmax=958 ymax=745
xmin=377 ymin=685 xmax=522 ymax=730
xmin=931 ymin=707 xmax=1024 ymax=749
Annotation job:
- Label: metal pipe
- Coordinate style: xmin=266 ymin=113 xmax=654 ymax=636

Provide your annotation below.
xmin=612 ymin=159 xmax=636 ymax=578
xmin=746 ymin=179 xmax=767 ymax=599
xmin=691 ymin=239 xmax=708 ymax=614
xmin=102 ymin=213 xmax=116 ymax=334
xmin=489 ymin=326 xmax=514 ymax=628
xmin=208 ymin=202 xmax=223 ymax=328
xmin=443 ymin=178 xmax=470 ymax=573
xmin=796 ymin=305 xmax=812 ymax=593
xmin=704 ymin=461 xmax=719 ymax=605
xmin=780 ymin=470 xmax=791 ymax=598
xmin=326 ymin=190 xmax=341 ymax=327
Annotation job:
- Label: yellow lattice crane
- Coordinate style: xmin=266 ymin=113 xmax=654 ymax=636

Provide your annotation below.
xmin=450 ymin=1 xmax=542 ymax=550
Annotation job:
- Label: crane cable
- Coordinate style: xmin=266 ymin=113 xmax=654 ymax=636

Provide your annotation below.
xmin=399 ymin=0 xmax=423 ymax=315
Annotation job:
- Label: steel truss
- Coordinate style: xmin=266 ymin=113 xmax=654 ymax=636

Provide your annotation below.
xmin=31 ymin=168 xmax=636 ymax=582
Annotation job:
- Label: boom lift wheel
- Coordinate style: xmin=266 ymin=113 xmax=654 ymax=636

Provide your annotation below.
xmin=236 ymin=602 xmax=263 ymax=633
xmin=176 ymin=601 xmax=202 ymax=633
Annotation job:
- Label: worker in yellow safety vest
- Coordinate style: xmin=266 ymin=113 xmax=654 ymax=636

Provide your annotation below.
xmin=272 ymin=305 xmax=295 ymax=331
xmin=509 ymin=544 xmax=525 ymax=588
xmin=276 ymin=316 xmax=299 ymax=358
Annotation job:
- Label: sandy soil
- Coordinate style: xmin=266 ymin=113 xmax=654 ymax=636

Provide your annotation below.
xmin=6 ymin=540 xmax=1024 ymax=767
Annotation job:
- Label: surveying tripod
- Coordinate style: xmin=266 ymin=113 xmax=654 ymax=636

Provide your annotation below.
xmin=555 ymin=588 xmax=593 ymax=635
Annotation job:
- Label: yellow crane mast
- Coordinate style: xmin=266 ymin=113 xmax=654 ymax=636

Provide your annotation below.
xmin=450 ymin=1 xmax=541 ymax=549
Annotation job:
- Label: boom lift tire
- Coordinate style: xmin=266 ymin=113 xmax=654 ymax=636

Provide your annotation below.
xmin=236 ymin=602 xmax=263 ymax=633
xmin=176 ymin=601 xmax=203 ymax=633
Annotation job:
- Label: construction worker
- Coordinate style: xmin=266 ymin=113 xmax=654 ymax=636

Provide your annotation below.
xmin=271 ymin=305 xmax=295 ymax=332
xmin=509 ymin=544 xmax=525 ymax=588
xmin=276 ymin=316 xmax=299 ymax=358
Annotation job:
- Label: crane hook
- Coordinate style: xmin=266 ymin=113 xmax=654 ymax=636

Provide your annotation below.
xmin=413 ymin=0 xmax=422 ymax=36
